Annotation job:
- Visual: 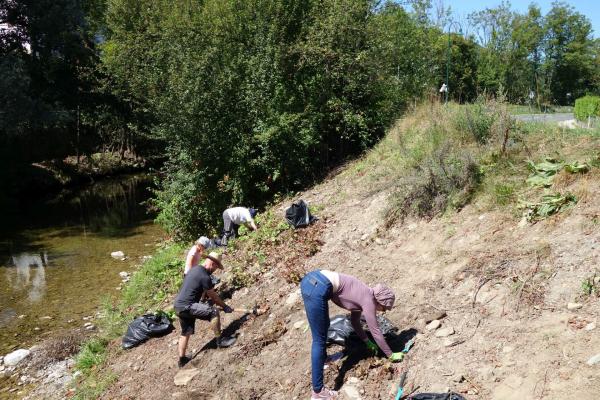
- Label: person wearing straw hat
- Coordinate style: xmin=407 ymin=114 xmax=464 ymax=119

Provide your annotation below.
xmin=174 ymin=252 xmax=236 ymax=368
xmin=300 ymin=269 xmax=401 ymax=400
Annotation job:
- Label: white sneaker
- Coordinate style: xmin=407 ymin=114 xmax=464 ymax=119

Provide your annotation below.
xmin=311 ymin=387 xmax=338 ymax=399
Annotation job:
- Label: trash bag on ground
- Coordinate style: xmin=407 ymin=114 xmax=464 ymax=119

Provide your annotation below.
xmin=122 ymin=313 xmax=174 ymax=349
xmin=409 ymin=393 xmax=466 ymax=400
xmin=285 ymin=200 xmax=317 ymax=229
xmin=327 ymin=314 xmax=398 ymax=346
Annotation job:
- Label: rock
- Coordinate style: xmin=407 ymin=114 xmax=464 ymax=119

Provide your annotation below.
xmin=567 ymin=302 xmax=583 ymax=310
xmin=348 ymin=377 xmax=359 ymax=384
xmin=4 ymin=349 xmax=31 ymax=366
xmin=426 ymin=320 xmax=441 ymax=331
xmin=407 ymin=223 xmax=418 ymax=231
xmin=285 ymin=291 xmax=300 ymax=307
xmin=452 ymin=374 xmax=465 ymax=383
xmin=33 ymin=327 xmax=41 ymax=331
xmin=341 ymin=385 xmax=361 ymax=400
xmin=585 ymin=322 xmax=596 ymax=331
xmin=587 ymin=354 xmax=600 ymax=366
xmin=435 ymin=327 xmax=455 ymax=337
xmin=424 ymin=311 xmax=447 ymax=323
xmin=18 ymin=315 xmax=26 ymax=319
xmin=72 ymin=371 xmax=82 ymax=379
xmin=293 ymin=320 xmax=305 ymax=330
xmin=174 ymin=367 xmax=200 ymax=386
xmin=502 ymin=346 xmax=514 ymax=353
xmin=85 ymin=325 xmax=95 ymax=331
xmin=67 ymin=319 xmax=75 ymax=323
xmin=360 ymin=233 xmax=369 ymax=241
xmin=40 ymin=316 xmax=52 ymax=320
xmin=119 ymin=271 xmax=129 ymax=278
xmin=443 ymin=338 xmax=461 ymax=347
xmin=111 ymin=251 xmax=125 ymax=259
xmin=374 ymin=237 xmax=383 ymax=245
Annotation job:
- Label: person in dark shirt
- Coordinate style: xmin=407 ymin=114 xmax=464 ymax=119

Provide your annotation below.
xmin=173 ymin=252 xmax=236 ymax=367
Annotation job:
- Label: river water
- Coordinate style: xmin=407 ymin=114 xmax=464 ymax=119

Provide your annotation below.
xmin=0 ymin=174 xmax=164 ymax=356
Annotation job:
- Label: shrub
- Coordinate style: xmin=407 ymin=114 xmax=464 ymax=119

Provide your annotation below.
xmin=384 ymin=142 xmax=481 ymax=226
xmin=574 ymin=95 xmax=600 ymax=121
xmin=454 ymin=101 xmax=496 ymax=143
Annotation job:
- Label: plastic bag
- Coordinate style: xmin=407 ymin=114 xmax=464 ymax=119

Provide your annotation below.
xmin=122 ymin=313 xmax=174 ymax=349
xmin=326 ymin=314 xmax=398 ymax=346
xmin=410 ymin=393 xmax=466 ymax=400
xmin=285 ymin=200 xmax=317 ymax=228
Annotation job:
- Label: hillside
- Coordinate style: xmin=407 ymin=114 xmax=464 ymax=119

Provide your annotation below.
xmin=22 ymin=103 xmax=599 ymax=400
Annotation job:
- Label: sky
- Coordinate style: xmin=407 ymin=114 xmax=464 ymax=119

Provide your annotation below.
xmin=448 ymin=1 xmax=599 ymax=38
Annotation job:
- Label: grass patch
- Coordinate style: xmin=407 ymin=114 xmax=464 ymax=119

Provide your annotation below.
xmin=72 ymin=243 xmax=185 ymax=396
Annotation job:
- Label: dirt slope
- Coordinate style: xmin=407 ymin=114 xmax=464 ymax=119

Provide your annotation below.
xmin=97 ymin=152 xmax=599 ymax=399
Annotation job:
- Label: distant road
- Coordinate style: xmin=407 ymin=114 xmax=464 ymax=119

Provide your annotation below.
xmin=512 ymin=113 xmax=574 ymax=123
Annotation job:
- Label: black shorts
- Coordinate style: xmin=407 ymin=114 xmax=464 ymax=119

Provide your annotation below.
xmin=176 ymin=302 xmax=218 ymax=336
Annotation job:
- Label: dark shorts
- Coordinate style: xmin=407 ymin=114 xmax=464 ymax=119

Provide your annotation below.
xmin=176 ymin=302 xmax=218 ymax=336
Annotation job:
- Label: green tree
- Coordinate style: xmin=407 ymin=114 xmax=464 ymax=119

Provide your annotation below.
xmin=543 ymin=1 xmax=595 ymax=104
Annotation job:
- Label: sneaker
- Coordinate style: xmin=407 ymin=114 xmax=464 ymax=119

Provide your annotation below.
xmin=216 ymin=335 xmax=237 ymax=348
xmin=311 ymin=387 xmax=338 ymax=399
xmin=178 ymin=356 xmax=191 ymax=368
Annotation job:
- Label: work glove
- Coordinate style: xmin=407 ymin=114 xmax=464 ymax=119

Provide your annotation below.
xmin=223 ymin=305 xmax=234 ymax=313
xmin=365 ymin=339 xmax=378 ymax=355
xmin=389 ymin=352 xmax=405 ymax=362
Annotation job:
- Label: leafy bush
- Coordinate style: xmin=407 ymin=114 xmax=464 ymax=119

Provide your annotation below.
xmin=574 ymin=95 xmax=600 ymax=121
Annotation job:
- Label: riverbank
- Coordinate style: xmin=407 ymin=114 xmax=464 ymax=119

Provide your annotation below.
xmin=8 ymin=104 xmax=600 ymax=399
xmin=1 ymin=152 xmax=163 ymax=209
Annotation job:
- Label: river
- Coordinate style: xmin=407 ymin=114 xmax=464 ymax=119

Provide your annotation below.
xmin=0 ymin=174 xmax=164 ymax=356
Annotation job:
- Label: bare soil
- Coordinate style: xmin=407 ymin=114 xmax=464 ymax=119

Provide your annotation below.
xmin=83 ymin=151 xmax=600 ymax=400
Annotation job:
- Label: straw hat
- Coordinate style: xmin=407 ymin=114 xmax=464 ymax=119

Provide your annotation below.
xmin=204 ymin=252 xmax=223 ymax=269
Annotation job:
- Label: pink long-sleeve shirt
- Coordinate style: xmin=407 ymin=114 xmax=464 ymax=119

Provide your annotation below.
xmin=329 ymin=273 xmax=392 ymax=357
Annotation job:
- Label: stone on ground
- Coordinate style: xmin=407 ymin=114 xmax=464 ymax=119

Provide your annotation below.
xmin=4 ymin=349 xmax=31 ymax=366
xmin=174 ymin=367 xmax=200 ymax=386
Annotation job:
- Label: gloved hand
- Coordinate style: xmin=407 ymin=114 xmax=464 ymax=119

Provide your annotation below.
xmin=223 ymin=305 xmax=234 ymax=313
xmin=389 ymin=352 xmax=404 ymax=362
xmin=365 ymin=339 xmax=378 ymax=354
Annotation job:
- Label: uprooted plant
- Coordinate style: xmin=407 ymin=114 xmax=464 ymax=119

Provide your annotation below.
xmin=520 ymin=192 xmax=577 ymax=222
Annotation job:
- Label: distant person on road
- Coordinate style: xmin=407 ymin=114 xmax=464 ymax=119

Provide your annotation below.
xmin=220 ymin=207 xmax=258 ymax=245
xmin=184 ymin=236 xmax=215 ymax=275
xmin=300 ymin=270 xmax=401 ymax=400
xmin=174 ymin=252 xmax=236 ymax=368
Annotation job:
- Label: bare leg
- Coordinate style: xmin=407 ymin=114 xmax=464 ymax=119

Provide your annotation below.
xmin=210 ymin=309 xmax=221 ymax=338
xmin=178 ymin=334 xmax=191 ymax=357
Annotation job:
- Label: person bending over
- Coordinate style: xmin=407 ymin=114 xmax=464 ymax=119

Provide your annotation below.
xmin=221 ymin=207 xmax=257 ymax=245
xmin=174 ymin=252 xmax=236 ymax=368
xmin=300 ymin=269 xmax=401 ymax=400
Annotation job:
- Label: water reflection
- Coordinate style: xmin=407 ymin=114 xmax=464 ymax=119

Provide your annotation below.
xmin=7 ymin=252 xmax=48 ymax=302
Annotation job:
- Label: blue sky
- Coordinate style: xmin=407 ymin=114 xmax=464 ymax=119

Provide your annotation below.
xmin=448 ymin=1 xmax=599 ymax=38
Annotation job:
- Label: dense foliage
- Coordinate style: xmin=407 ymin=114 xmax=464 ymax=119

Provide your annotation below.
xmin=574 ymin=95 xmax=600 ymax=121
xmin=1 ymin=0 xmax=599 ymax=238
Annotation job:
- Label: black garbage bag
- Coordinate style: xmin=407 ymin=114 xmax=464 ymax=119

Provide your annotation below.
xmin=410 ymin=393 xmax=466 ymax=400
xmin=285 ymin=200 xmax=317 ymax=229
xmin=327 ymin=314 xmax=398 ymax=346
xmin=122 ymin=313 xmax=174 ymax=349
